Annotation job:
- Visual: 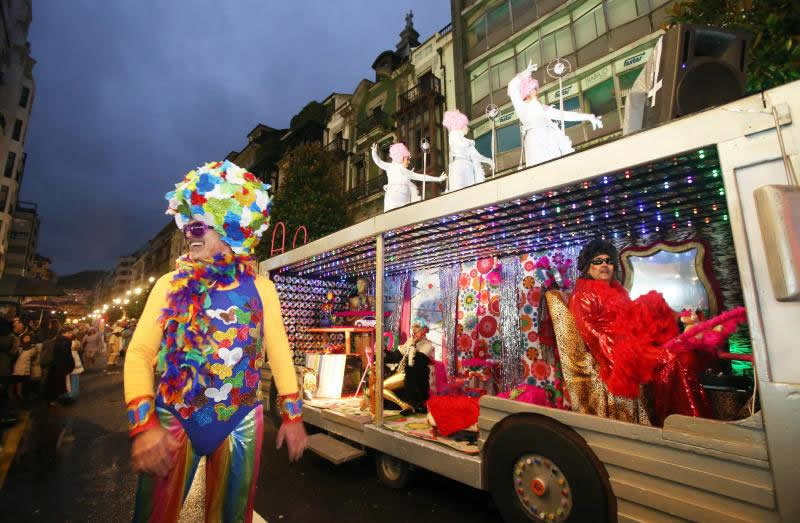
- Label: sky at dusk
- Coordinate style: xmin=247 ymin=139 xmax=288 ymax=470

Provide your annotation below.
xmin=22 ymin=1 xmax=452 ymax=276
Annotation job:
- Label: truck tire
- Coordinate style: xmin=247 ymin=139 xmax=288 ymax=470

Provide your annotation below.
xmin=485 ymin=416 xmax=613 ymax=522
xmin=375 ymin=451 xmax=410 ymax=489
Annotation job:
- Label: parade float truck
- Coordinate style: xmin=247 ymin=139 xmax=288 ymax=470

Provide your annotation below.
xmin=261 ymin=80 xmax=799 ymax=522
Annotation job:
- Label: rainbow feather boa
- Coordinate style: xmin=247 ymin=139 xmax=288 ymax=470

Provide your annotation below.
xmin=157 ymin=252 xmax=256 ymax=405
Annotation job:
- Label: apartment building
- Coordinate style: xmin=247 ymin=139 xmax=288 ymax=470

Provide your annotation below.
xmin=451 ymin=0 xmax=674 ymax=172
xmin=4 ymin=199 xmax=37 ymax=276
xmin=0 ymin=0 xmax=35 ymax=275
xmin=322 ymin=14 xmax=456 ymax=223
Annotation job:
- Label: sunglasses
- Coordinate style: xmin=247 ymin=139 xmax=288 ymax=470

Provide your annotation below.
xmin=184 ymin=222 xmax=211 ymax=239
xmin=590 ymin=257 xmax=615 ymax=266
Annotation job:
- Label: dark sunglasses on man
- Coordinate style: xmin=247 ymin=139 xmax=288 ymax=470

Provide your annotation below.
xmin=184 ymin=222 xmax=212 ymax=239
xmin=590 ymin=257 xmax=615 ymax=266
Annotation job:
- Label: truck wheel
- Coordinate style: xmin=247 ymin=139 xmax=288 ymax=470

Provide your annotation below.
xmin=267 ymin=378 xmax=282 ymax=429
xmin=375 ymin=451 xmax=410 ymax=489
xmin=485 ymin=417 xmax=612 ymax=522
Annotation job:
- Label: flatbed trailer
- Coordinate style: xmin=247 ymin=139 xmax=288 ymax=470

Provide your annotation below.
xmin=261 ymin=80 xmax=800 ymax=522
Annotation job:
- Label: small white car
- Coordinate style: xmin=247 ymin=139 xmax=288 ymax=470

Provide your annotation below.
xmin=354 ymin=316 xmax=376 ymax=328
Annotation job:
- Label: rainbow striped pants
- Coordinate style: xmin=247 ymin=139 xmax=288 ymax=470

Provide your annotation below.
xmin=133 ymin=405 xmax=264 ymax=523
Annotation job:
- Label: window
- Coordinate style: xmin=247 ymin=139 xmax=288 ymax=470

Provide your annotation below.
xmin=584 ymin=78 xmax=617 ymax=115
xmin=497 ymin=123 xmax=522 ymax=152
xmin=550 ymin=95 xmax=583 ymax=128
xmin=466 ymin=17 xmax=487 ymax=52
xmin=574 ymin=3 xmax=607 ymax=49
xmin=511 ymin=0 xmax=536 ymax=20
xmin=606 ymin=0 xmax=649 ymax=29
xmin=12 ymin=119 xmax=22 ymax=141
xmin=4 ymin=152 xmax=15 ymax=178
xmin=487 ymin=2 xmax=511 ymax=35
xmin=19 ymin=86 xmax=30 ymax=108
xmin=618 ymin=66 xmax=644 ymax=108
xmin=470 ymin=64 xmax=490 ymax=103
xmin=516 ymin=37 xmax=540 ymax=73
xmin=541 ymin=27 xmax=574 ymax=62
xmin=489 ymin=56 xmax=517 ymax=91
xmin=475 ymin=131 xmax=492 ymax=159
xmin=0 ymin=185 xmax=7 ymax=213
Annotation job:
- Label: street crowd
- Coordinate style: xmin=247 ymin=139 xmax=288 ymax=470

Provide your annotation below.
xmin=0 ymin=310 xmax=137 ymax=454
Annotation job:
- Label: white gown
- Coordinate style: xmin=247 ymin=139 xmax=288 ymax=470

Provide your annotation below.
xmin=447 ymin=130 xmax=493 ymax=191
xmin=508 ymin=72 xmax=597 ymax=167
xmin=372 ymin=149 xmax=442 ymax=212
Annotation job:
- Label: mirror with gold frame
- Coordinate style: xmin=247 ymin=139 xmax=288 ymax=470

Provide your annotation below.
xmin=620 ymin=240 xmax=722 ymax=317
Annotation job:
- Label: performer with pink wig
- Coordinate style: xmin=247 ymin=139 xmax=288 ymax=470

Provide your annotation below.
xmin=442 ymin=109 xmax=494 ymax=191
xmin=371 ymin=142 xmax=446 ymax=212
xmin=508 ymin=62 xmax=603 ymax=167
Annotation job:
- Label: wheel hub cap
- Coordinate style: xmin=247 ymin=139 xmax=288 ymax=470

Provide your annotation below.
xmin=513 ymin=454 xmax=572 ymax=521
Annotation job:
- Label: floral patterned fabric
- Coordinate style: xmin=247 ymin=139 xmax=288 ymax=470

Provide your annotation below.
xmin=456 ymin=258 xmax=503 ymax=371
xmin=449 ymin=249 xmax=578 ymax=409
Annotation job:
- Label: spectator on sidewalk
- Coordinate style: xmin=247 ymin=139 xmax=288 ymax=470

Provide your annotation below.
xmin=119 ymin=319 xmax=135 ymax=357
xmin=44 ymin=328 xmax=75 ymax=405
xmin=0 ymin=315 xmax=18 ymax=424
xmin=10 ymin=332 xmax=37 ymax=402
xmin=82 ymin=327 xmax=105 ymax=368
xmin=106 ymin=323 xmax=124 ymax=369
xmin=64 ymin=337 xmax=84 ymax=402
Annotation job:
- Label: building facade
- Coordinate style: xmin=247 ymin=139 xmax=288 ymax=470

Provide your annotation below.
xmin=451 ymin=0 xmax=674 ymax=172
xmin=0 ymin=0 xmax=34 ymax=276
xmin=323 ymin=14 xmax=456 ymax=224
xmin=29 ymin=252 xmax=51 ymax=279
xmin=4 ymin=199 xmax=37 ymax=276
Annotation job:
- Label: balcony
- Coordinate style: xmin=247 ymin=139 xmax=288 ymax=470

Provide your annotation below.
xmin=356 ymin=110 xmax=390 ymax=138
xmin=344 ymin=173 xmax=388 ymax=203
xmin=324 ymin=136 xmax=348 ymax=156
xmin=398 ymin=77 xmax=443 ymax=113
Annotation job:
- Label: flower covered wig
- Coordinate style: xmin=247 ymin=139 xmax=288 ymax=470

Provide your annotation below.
xmin=518 ymin=75 xmax=540 ymax=100
xmin=165 ymin=160 xmax=271 ymax=256
xmin=389 ymin=143 xmax=411 ymax=163
xmin=442 ymin=110 xmax=469 ymax=131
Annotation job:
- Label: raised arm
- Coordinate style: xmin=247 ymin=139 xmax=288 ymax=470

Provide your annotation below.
xmin=371 ymin=143 xmax=392 ymax=172
xmin=507 ymin=61 xmax=537 ymax=120
xmin=543 ymin=104 xmax=603 ymax=129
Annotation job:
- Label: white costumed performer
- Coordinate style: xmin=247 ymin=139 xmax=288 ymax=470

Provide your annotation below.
xmin=372 ymin=142 xmax=446 ymax=212
xmin=508 ymin=62 xmax=603 ymax=167
xmin=443 ymin=110 xmax=494 ymax=191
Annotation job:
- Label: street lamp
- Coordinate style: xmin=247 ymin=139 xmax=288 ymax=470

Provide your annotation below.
xmin=420 ymin=137 xmax=431 ymax=200
xmin=134 ymin=287 xmax=142 ymax=295
xmin=486 ymin=103 xmax=499 ymax=178
xmin=148 ymin=276 xmax=155 ymax=283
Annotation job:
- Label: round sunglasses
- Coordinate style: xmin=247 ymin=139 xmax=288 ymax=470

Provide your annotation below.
xmin=184 ymin=222 xmax=211 ymax=239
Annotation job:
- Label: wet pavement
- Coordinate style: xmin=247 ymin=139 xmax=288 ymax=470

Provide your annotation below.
xmin=0 ymin=368 xmax=501 ymax=522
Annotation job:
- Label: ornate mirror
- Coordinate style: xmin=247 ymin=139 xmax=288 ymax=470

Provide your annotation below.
xmin=620 ymin=240 xmax=722 ymax=317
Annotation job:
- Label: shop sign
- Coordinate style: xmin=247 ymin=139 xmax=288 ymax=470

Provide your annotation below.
xmin=615 ymin=46 xmax=653 ymax=73
xmin=546 ymin=83 xmax=578 ymax=103
xmin=472 ymin=110 xmax=517 ymax=137
xmin=580 ymin=65 xmax=611 ymax=90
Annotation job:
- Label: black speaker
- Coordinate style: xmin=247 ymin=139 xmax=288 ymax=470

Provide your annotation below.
xmin=645 ymin=24 xmax=750 ymax=128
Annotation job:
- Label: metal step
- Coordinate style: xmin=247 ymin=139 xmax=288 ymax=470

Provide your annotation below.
xmin=306 ymin=433 xmax=365 ymax=465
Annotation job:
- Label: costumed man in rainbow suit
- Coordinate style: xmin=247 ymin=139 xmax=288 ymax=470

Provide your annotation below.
xmin=123 ymin=161 xmax=306 ymax=522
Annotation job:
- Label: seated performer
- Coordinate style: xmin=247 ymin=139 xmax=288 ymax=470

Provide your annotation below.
xmin=371 ymin=142 xmax=446 ymax=212
xmin=442 ymin=109 xmax=494 ymax=191
xmin=383 ymin=318 xmax=434 ymax=414
xmin=124 ymin=161 xmax=306 ymax=522
xmin=508 ymin=62 xmax=603 ymax=167
xmin=568 ymin=239 xmax=714 ymax=426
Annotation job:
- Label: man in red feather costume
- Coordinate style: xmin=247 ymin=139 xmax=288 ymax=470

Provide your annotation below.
xmin=568 ymin=239 xmax=713 ymax=426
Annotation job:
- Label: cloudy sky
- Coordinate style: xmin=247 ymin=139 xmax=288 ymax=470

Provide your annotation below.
xmin=22 ymin=1 xmax=452 ymax=276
